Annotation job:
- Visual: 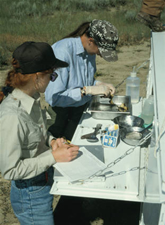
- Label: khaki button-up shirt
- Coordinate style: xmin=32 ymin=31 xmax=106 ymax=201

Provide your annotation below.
xmin=0 ymin=89 xmax=56 ymax=180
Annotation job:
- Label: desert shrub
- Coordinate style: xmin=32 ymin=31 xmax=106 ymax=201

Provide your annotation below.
xmin=8 ymin=0 xmax=140 ymax=17
xmin=0 ymin=47 xmax=11 ymax=67
xmin=125 ymin=10 xmax=137 ymax=22
xmin=11 ymin=1 xmax=33 ymax=17
xmin=74 ymin=0 xmax=96 ymax=11
xmin=109 ymin=0 xmax=117 ymax=7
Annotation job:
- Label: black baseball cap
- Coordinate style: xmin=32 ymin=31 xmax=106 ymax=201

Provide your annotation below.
xmin=13 ymin=41 xmax=68 ymax=74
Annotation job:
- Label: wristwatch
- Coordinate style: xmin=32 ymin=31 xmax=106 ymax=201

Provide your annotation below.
xmin=81 ymin=88 xmax=86 ymax=96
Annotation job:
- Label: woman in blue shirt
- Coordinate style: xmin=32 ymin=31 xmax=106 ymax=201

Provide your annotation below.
xmin=45 ymin=19 xmax=119 ymax=140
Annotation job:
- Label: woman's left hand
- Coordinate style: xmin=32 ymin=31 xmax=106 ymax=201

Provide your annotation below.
xmin=51 ymin=138 xmax=66 ymax=151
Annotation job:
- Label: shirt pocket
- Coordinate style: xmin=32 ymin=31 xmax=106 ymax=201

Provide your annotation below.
xmin=23 ymin=122 xmax=42 ymax=151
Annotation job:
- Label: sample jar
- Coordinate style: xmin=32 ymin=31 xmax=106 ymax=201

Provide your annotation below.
xmin=126 ymin=72 xmax=140 ymax=104
xmin=141 ymin=95 xmax=154 ymax=125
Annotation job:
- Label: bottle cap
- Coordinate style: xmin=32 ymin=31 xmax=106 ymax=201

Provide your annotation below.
xmin=130 ymin=72 xmax=137 ymax=77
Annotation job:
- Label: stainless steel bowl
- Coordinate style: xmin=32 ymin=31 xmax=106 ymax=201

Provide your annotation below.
xmin=120 ymin=126 xmax=150 ymax=146
xmin=113 ymin=115 xmax=144 ymax=128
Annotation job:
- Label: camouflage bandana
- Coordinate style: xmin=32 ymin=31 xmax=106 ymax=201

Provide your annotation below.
xmin=88 ymin=19 xmax=119 ymax=62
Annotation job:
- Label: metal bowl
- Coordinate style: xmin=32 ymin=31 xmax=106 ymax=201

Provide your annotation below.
xmin=113 ymin=115 xmax=144 ymax=128
xmin=120 ymin=126 xmax=151 ymax=146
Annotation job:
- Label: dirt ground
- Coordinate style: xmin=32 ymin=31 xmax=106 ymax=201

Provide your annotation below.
xmin=0 ymin=40 xmax=151 ymax=225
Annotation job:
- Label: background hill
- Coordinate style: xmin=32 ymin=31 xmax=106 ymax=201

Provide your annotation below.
xmin=0 ymin=0 xmax=162 ymax=67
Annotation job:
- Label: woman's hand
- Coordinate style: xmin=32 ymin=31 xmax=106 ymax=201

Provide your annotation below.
xmin=96 ymin=81 xmax=116 ymax=95
xmin=104 ymin=83 xmax=115 ymax=95
xmin=52 ymin=144 xmax=79 ymax=162
xmin=51 ymin=137 xmax=66 ymax=151
xmin=85 ymin=85 xmax=110 ymax=97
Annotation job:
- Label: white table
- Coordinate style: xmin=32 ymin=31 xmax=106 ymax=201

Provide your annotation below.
xmin=50 ymin=99 xmax=159 ymax=204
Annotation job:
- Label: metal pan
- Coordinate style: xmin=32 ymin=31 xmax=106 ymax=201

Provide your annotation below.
xmin=120 ymin=126 xmax=151 ymax=146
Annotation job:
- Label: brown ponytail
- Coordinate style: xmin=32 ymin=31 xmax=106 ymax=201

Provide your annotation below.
xmin=62 ymin=22 xmax=91 ymax=39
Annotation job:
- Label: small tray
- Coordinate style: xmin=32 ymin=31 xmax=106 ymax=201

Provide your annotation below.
xmin=88 ymin=95 xmax=132 ymax=120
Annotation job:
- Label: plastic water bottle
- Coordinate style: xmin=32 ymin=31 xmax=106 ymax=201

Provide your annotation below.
xmin=141 ymin=95 xmax=154 ymax=125
xmin=126 ymin=72 xmax=140 ymax=104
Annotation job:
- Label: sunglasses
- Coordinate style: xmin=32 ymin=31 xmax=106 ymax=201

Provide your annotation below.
xmin=50 ymin=71 xmax=58 ymax=82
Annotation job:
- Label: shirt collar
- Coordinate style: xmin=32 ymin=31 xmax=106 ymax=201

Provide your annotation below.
xmin=12 ymin=89 xmax=40 ymax=114
xmin=76 ymin=37 xmax=85 ymax=55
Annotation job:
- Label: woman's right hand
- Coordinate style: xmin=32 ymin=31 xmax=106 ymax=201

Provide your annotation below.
xmin=52 ymin=143 xmax=79 ymax=162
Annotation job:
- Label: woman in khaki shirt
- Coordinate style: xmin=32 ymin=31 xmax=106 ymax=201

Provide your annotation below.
xmin=0 ymin=41 xmax=79 ymax=225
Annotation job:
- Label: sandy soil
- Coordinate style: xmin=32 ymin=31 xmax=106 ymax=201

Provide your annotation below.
xmin=0 ymin=40 xmax=151 ymax=225
xmin=95 ymin=40 xmax=151 ymax=98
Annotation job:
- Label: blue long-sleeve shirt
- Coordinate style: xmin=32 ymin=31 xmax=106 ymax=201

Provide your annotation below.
xmin=45 ymin=37 xmax=97 ymax=107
